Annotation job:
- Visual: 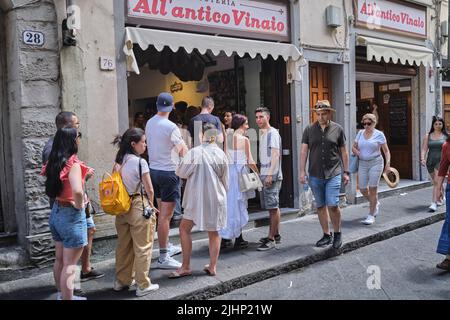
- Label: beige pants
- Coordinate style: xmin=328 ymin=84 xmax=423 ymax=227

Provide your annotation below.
xmin=115 ymin=197 xmax=156 ymax=290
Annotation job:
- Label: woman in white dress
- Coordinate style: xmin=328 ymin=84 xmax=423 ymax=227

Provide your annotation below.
xmin=172 ymin=122 xmax=229 ymax=278
xmin=220 ymin=114 xmax=259 ymax=249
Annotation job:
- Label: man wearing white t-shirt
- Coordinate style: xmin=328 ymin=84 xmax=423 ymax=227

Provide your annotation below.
xmin=146 ymin=92 xmax=188 ymax=269
xmin=255 ymin=107 xmax=283 ymax=251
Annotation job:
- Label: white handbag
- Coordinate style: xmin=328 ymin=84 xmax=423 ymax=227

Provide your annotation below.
xmin=239 ymin=166 xmax=263 ymax=193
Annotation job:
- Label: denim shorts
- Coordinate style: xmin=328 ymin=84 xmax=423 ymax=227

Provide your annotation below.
xmin=150 ymin=169 xmax=181 ymax=202
xmin=260 ymin=180 xmax=282 ymax=210
xmin=49 ymin=203 xmax=88 ymax=249
xmin=86 ymin=216 xmax=95 ymax=230
xmin=437 ymin=184 xmax=450 ymax=255
xmin=309 ymin=175 xmax=342 ymax=208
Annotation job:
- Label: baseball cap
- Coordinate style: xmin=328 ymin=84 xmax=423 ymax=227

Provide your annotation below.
xmin=156 ymin=92 xmax=174 ymax=112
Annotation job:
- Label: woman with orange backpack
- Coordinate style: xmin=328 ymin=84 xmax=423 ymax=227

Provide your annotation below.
xmin=111 ymin=128 xmax=159 ymax=297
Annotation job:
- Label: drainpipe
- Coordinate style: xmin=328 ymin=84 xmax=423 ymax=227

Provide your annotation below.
xmin=434 ymin=0 xmax=443 ymax=116
xmin=63 ymin=0 xmax=77 ymax=46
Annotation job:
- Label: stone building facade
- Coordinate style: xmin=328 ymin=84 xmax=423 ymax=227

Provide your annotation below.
xmin=0 ymin=0 xmax=61 ymax=265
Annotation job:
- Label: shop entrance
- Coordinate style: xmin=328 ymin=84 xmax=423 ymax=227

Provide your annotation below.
xmin=356 ymin=74 xmax=413 ymax=179
xmin=127 ymin=45 xmax=294 ymax=209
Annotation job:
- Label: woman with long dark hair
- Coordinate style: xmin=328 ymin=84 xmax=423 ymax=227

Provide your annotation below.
xmin=112 ymin=128 xmax=159 ymax=297
xmin=42 ymin=127 xmax=90 ymax=300
xmin=220 ymin=114 xmax=259 ymax=248
xmin=421 ymin=116 xmax=448 ymax=212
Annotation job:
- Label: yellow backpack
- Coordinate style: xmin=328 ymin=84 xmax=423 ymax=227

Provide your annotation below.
xmin=99 ymin=170 xmax=131 ymax=216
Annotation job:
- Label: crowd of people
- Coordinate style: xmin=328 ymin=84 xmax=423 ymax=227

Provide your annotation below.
xmin=41 ymin=95 xmax=450 ymax=300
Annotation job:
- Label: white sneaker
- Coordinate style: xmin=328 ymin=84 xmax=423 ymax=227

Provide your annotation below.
xmin=113 ymin=279 xmax=136 ymax=292
xmin=168 ymin=243 xmax=182 ymax=257
xmin=429 ymin=202 xmax=437 ymax=212
xmin=362 ymin=215 xmax=375 ymax=225
xmin=56 ymin=292 xmax=87 ymax=300
xmin=136 ymin=283 xmax=159 ymax=297
xmin=156 ymin=256 xmax=182 ymax=269
xmin=374 ymin=201 xmax=380 ymax=217
xmin=128 ymin=280 xmax=137 ymax=291
xmin=437 ymin=199 xmax=445 ymax=206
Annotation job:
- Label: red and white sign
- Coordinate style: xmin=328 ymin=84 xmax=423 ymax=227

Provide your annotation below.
xmin=127 ymin=0 xmax=289 ymax=41
xmin=357 ymin=0 xmax=426 ymax=37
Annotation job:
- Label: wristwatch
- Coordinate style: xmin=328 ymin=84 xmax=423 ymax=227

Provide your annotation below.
xmin=343 ymin=171 xmax=350 ymax=175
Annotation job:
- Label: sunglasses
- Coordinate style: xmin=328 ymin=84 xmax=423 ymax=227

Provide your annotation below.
xmin=362 ymin=122 xmax=373 ymax=126
xmin=77 ymin=132 xmax=82 ymax=139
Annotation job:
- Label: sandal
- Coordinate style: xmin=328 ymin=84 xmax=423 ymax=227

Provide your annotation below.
xmin=203 ymin=265 xmax=217 ymax=276
xmin=168 ymin=270 xmax=192 ymax=279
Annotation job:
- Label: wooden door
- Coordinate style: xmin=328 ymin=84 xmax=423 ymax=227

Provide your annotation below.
xmin=309 ymin=63 xmax=332 ymax=122
xmin=377 ymin=89 xmax=412 ymax=179
xmin=0 ymin=185 xmax=3 ymax=233
xmin=443 ymin=88 xmax=450 ymax=133
xmin=261 ymin=57 xmax=294 ymax=208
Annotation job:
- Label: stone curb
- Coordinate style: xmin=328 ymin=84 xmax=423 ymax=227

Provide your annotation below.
xmin=174 ymin=211 xmax=445 ymax=300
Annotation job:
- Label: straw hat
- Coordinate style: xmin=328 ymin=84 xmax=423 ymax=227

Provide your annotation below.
xmin=383 ymin=167 xmax=400 ymax=188
xmin=312 ymin=100 xmax=335 ymax=112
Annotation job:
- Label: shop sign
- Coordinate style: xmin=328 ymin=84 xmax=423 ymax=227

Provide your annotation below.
xmin=127 ymin=0 xmax=289 ymax=42
xmin=356 ymin=0 xmax=426 ymax=38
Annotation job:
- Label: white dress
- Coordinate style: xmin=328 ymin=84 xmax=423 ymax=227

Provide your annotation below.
xmin=219 ymin=149 xmax=251 ymax=239
xmin=176 ymin=143 xmax=229 ymax=231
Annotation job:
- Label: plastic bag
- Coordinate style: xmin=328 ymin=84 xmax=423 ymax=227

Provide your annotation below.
xmin=299 ymin=183 xmax=314 ymax=215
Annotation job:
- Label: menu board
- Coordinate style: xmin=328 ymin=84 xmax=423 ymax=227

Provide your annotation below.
xmin=389 ymin=96 xmax=408 ymax=145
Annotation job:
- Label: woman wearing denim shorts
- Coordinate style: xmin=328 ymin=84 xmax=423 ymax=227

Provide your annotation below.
xmin=42 ymin=127 xmax=90 ymax=300
xmin=435 ymin=137 xmax=450 ymax=271
xmin=352 ymin=113 xmax=391 ymax=225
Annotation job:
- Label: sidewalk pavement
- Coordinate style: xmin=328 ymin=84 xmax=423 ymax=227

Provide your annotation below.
xmin=0 ymin=186 xmax=445 ymax=300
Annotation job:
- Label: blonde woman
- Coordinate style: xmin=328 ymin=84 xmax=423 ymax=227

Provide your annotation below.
xmin=352 ymin=113 xmax=391 ymax=225
xmin=173 ymin=122 xmax=229 ymax=277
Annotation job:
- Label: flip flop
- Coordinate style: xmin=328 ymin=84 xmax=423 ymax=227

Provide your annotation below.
xmin=168 ymin=270 xmax=192 ymax=279
xmin=203 ymin=265 xmax=217 ymax=276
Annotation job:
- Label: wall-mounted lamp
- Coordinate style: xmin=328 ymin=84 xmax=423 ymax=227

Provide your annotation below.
xmin=326 ymin=5 xmax=342 ymax=28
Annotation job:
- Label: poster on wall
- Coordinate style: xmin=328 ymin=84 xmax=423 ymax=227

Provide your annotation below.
xmin=360 ymin=81 xmax=375 ymax=99
xmin=127 ymin=0 xmax=290 ymax=42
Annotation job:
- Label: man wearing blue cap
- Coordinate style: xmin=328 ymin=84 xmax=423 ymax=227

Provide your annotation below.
xmin=146 ymin=92 xmax=188 ymax=269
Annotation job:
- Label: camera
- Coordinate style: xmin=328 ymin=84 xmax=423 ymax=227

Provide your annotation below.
xmin=143 ymin=206 xmax=156 ymax=220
